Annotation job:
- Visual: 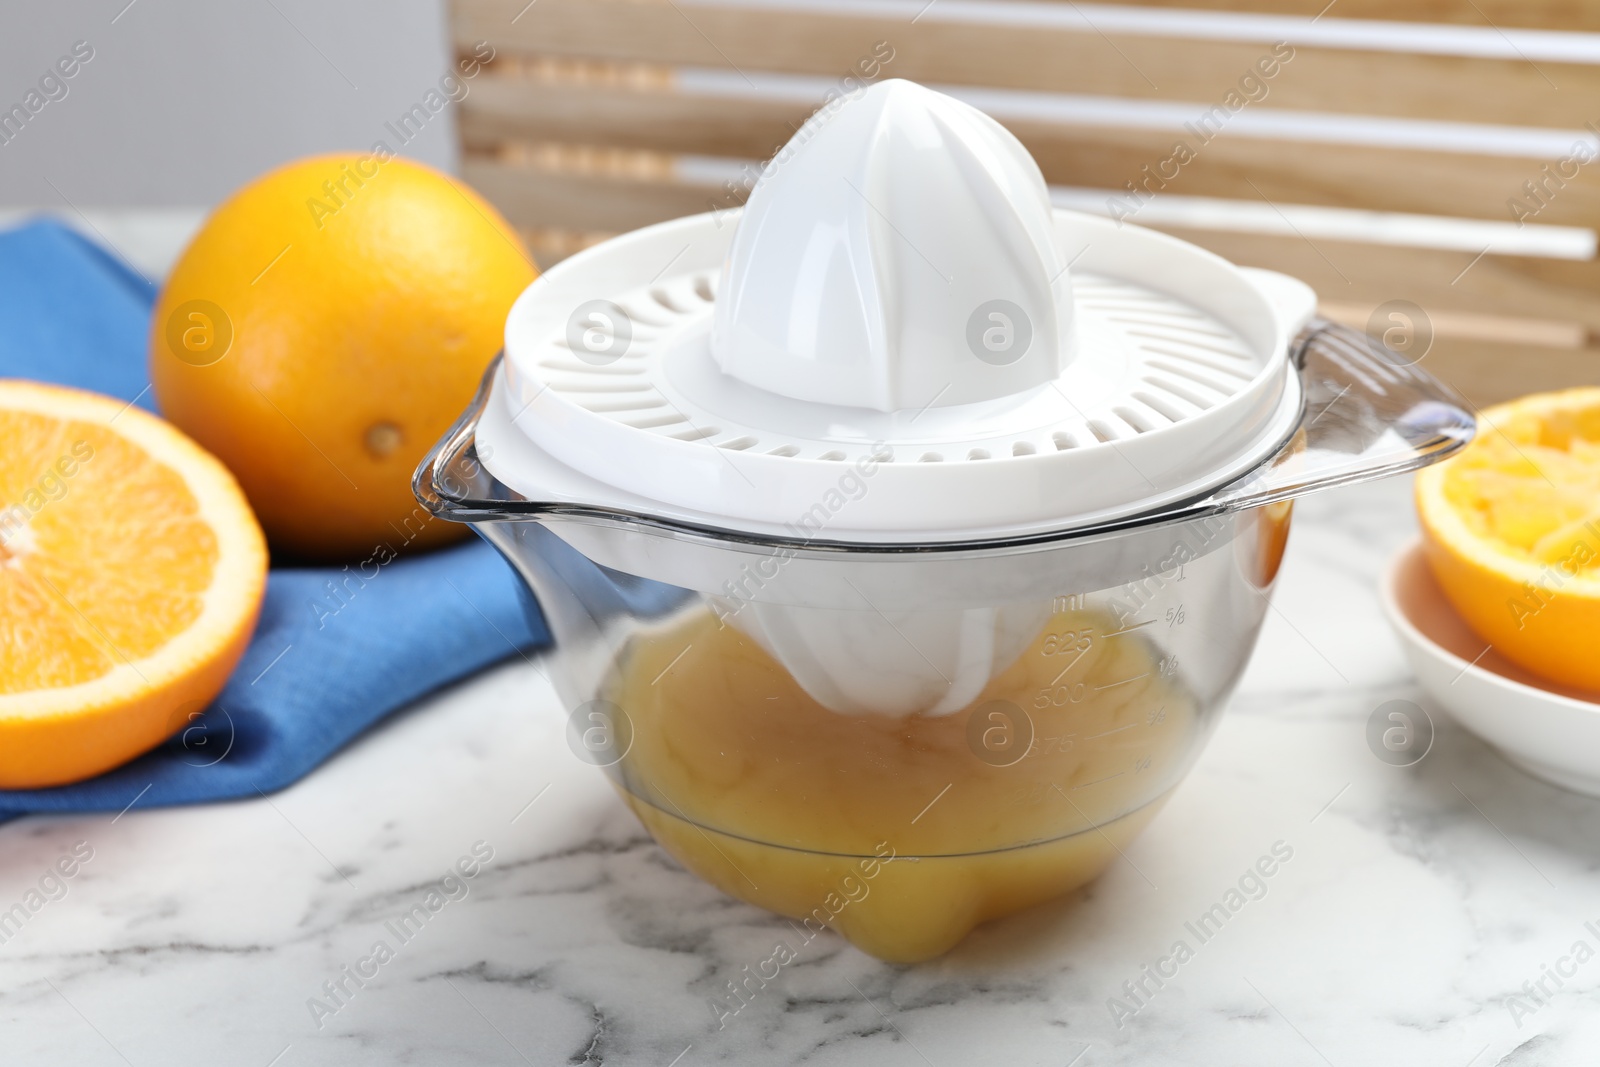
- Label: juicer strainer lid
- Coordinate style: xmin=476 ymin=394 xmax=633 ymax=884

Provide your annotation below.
xmin=487 ymin=82 xmax=1313 ymax=543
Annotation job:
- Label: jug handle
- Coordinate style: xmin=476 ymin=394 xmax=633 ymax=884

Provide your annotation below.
xmin=1188 ymin=317 xmax=1476 ymax=516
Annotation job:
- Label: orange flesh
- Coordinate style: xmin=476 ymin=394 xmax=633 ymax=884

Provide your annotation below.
xmin=1 ymin=413 xmax=218 ymax=693
xmin=1417 ymin=387 xmax=1600 ymax=692
xmin=1436 ymin=402 xmax=1600 ymax=570
xmin=0 ymin=381 xmax=266 ymax=789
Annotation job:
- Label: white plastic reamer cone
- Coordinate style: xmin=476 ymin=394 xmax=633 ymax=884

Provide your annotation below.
xmin=711 ymin=79 xmax=1075 ymax=411
xmin=491 ymin=79 xmax=1311 ymax=717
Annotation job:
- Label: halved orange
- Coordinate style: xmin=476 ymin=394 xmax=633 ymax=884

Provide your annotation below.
xmin=0 ymin=381 xmax=267 ymax=788
xmin=1416 ymin=387 xmax=1600 ymax=692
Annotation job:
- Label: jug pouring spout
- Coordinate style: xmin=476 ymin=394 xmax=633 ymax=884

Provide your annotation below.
xmin=415 ymin=359 xmax=695 ymax=709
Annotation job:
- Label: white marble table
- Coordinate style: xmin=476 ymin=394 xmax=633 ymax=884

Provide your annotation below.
xmin=5 ymin=475 xmax=1599 ymax=1067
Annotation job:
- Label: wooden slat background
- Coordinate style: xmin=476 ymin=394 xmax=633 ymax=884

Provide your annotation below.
xmin=461 ymin=76 xmax=1600 ymax=226
xmin=451 ymin=0 xmax=1600 ymax=403
xmin=455 ymin=0 xmax=1598 ymax=127
xmin=1065 ymin=0 xmax=1600 ymax=32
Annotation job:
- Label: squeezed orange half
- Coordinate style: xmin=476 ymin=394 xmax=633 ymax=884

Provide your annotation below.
xmin=1417 ymin=387 xmax=1600 ymax=692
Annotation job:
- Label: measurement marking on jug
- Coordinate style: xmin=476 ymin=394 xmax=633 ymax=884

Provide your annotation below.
xmin=1084 ymin=722 xmax=1137 ymax=741
xmin=1028 ymin=734 xmax=1078 ymax=757
xmin=911 ymin=783 xmax=953 ymax=825
xmin=1046 ymin=645 xmax=1093 ymax=686
xmin=1103 ymin=619 xmax=1155 ymax=637
xmin=1054 ymin=593 xmax=1086 ymax=613
xmin=1043 ymin=629 xmax=1093 ymax=656
xmin=1095 ymin=671 xmax=1151 ymax=692
xmin=650 ymin=644 xmax=694 ymax=686
xmin=1034 ymin=683 xmax=1088 ymax=708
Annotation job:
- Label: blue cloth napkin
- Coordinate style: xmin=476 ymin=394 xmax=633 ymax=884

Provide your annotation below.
xmin=0 ymin=219 xmax=548 ymax=821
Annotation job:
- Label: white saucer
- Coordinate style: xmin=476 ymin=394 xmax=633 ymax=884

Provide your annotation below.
xmin=1381 ymin=540 xmax=1600 ymax=797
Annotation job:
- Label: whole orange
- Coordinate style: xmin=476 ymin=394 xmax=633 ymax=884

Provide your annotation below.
xmin=150 ymin=153 xmax=536 ymax=560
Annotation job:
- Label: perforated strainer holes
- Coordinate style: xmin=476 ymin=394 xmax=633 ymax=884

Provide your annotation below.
xmin=1145 ymin=343 xmax=1254 ymax=377
xmin=536 ymin=352 xmax=659 ymax=416
xmin=1142 ymin=375 xmax=1210 ymax=411
xmin=539 ymin=273 xmax=720 ymax=438
xmin=1132 ymin=390 xmax=1187 ymax=423
xmin=534 ymin=268 xmax=1267 ymax=474
xmin=1115 ymin=317 xmax=1230 ymax=337
xmin=1075 ymin=280 xmax=1260 ymax=441
xmin=1144 ymin=356 xmax=1254 ymax=393
xmin=1131 ymin=330 xmax=1254 ymax=362
xmin=1146 ymin=359 xmax=1238 ymax=397
xmin=611 ymin=296 xmax=675 ymax=330
xmin=543 ymin=378 xmax=652 ymax=394
xmin=580 ymin=397 xmax=670 ymax=415
xmin=564 ymin=300 xmax=634 ymax=366
xmin=538 ymin=358 xmax=643 ymax=376
xmin=627 ymin=412 xmax=691 ymax=430
xmin=1104 ymin=308 xmax=1214 ymax=325
xmin=1112 ymin=405 xmax=1161 ymax=435
xmin=650 ymin=287 xmax=694 ymax=315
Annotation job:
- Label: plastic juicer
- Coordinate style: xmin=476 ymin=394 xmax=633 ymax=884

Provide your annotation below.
xmin=416 ymin=80 xmax=1473 ymax=961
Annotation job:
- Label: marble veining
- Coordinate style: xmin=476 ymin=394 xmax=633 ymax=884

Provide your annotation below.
xmin=5 ymin=478 xmax=1600 ymax=1065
